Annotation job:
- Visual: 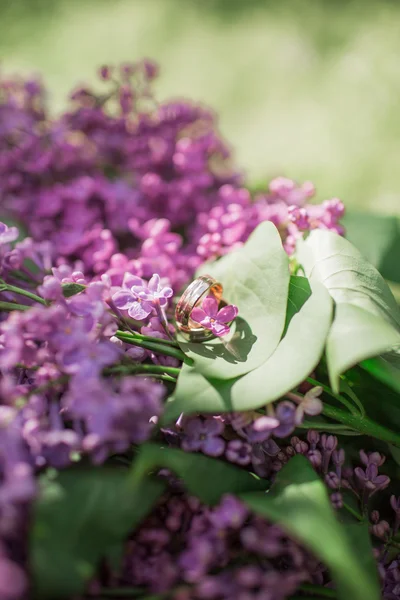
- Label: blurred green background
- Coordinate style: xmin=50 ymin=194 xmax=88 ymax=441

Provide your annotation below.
xmin=1 ymin=0 xmax=400 ymax=216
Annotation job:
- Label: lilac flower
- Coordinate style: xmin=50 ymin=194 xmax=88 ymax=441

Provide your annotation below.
xmin=181 ymin=417 xmax=225 ymax=457
xmin=0 ymin=222 xmax=19 ymax=245
xmin=293 ymin=386 xmax=323 ymax=425
xmin=136 ymin=273 xmax=173 ymax=308
xmin=112 ymin=275 xmax=154 ymax=320
xmin=191 ymin=296 xmax=238 ymax=337
xmin=226 ymin=439 xmax=252 ymax=465
xmin=272 ymin=401 xmax=297 ymax=438
xmin=354 ymin=463 xmax=390 ymax=494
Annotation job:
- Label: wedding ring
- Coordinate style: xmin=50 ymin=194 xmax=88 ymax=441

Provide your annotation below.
xmin=175 ymin=275 xmax=223 ymax=341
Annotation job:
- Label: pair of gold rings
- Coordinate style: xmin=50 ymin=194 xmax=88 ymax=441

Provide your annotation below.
xmin=175 ymin=275 xmax=224 ymax=341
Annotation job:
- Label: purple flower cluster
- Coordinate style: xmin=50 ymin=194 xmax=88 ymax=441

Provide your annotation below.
xmin=0 ymin=63 xmax=344 ymax=293
xmin=118 ymin=491 xmax=320 ymax=599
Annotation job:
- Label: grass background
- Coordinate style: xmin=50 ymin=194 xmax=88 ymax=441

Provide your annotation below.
xmin=0 ymin=0 xmax=400 ymax=215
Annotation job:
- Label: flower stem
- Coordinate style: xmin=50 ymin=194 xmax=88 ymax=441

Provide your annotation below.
xmin=322 ymin=404 xmax=400 ymax=446
xmin=0 ymin=301 xmax=31 ymax=312
xmin=105 ymin=364 xmax=181 ymax=378
xmin=306 ymin=377 xmax=360 ymax=416
xmin=297 ymin=420 xmax=360 ymax=435
xmin=116 ymin=331 xmax=191 ymax=366
xmin=342 ymin=502 xmax=364 ymax=521
xmin=0 ymin=282 xmax=47 ymax=306
xmin=116 ymin=329 xmax=180 ymax=348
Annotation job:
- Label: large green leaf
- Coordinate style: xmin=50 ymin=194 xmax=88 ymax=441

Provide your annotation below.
xmin=178 ymin=221 xmax=290 ymax=379
xmin=132 ymin=443 xmax=266 ymax=504
xmin=165 ymin=279 xmax=332 ymax=420
xmin=297 ymin=230 xmax=400 ymax=391
xmin=343 ymin=211 xmax=400 ymax=284
xmin=240 ymin=456 xmax=380 ymax=600
xmin=31 ymin=467 xmax=164 ymax=599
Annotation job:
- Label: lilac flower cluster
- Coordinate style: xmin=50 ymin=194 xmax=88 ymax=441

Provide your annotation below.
xmin=0 ymin=63 xmax=344 ymax=292
xmin=117 ymin=491 xmax=320 ymax=599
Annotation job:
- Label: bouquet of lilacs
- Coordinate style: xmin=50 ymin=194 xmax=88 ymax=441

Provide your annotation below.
xmin=0 ymin=61 xmax=400 ymax=600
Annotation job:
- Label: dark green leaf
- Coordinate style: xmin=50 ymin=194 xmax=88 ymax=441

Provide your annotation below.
xmin=240 ymin=456 xmax=380 ymax=600
xmin=182 ymin=221 xmax=290 ymax=379
xmin=283 ymin=275 xmax=311 ymax=335
xmin=132 ymin=443 xmax=266 ymax=504
xmin=360 ymin=353 xmax=400 ymax=395
xmin=61 ymin=282 xmax=86 ymax=297
xmin=165 ymin=279 xmax=332 ymax=420
xmin=297 ymin=230 xmax=400 ymax=391
xmin=31 ymin=467 xmax=164 ymax=599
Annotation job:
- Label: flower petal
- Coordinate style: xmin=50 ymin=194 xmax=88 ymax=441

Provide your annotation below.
xmin=201 ymin=296 xmax=218 ymax=318
xmin=161 ymin=286 xmax=173 ymax=299
xmin=217 ymin=304 xmax=238 ymax=324
xmin=191 ymin=307 xmax=207 ymax=324
xmin=112 ymin=290 xmax=133 ymax=310
xmin=131 ymin=285 xmax=148 ymax=298
xmin=211 ymin=321 xmax=230 ymax=337
xmin=128 ymin=302 xmax=152 ymax=321
xmin=148 ymin=274 xmax=160 ymax=292
xmin=123 ymin=273 xmax=143 ymax=289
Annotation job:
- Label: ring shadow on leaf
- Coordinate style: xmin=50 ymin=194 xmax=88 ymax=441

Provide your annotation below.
xmin=178 ymin=317 xmax=257 ymax=364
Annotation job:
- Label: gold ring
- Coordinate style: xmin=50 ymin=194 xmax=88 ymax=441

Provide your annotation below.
xmin=175 ymin=275 xmax=223 ymax=341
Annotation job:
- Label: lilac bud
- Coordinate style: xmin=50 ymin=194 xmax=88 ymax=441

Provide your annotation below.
xmin=390 ymin=495 xmax=400 ymax=514
xmin=332 ymin=449 xmax=345 ymax=466
xmin=320 ymin=434 xmax=338 ymax=451
xmin=371 ymin=520 xmax=390 ymax=540
xmin=325 ymin=472 xmax=341 ymax=489
xmin=293 ymin=440 xmax=308 ymax=455
xmin=307 ymin=449 xmax=322 ymax=468
xmin=330 ymin=492 xmax=343 ymax=509
xmin=307 ymin=429 xmax=320 ymax=447
xmin=370 ymin=510 xmax=380 ymax=524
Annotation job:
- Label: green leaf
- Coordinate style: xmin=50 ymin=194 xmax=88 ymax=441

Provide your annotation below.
xmin=240 ymin=456 xmax=380 ymax=600
xmin=165 ymin=279 xmax=332 ymax=420
xmin=132 ymin=443 xmax=266 ymax=504
xmin=297 ymin=230 xmax=400 ymax=392
xmin=343 ymin=211 xmax=400 ymax=284
xmin=360 ymin=353 xmax=400 ymax=395
xmin=181 ymin=221 xmax=290 ymax=379
xmin=61 ymin=282 xmax=86 ymax=297
xmin=283 ymin=275 xmax=311 ymax=335
xmin=31 ymin=467 xmax=164 ymax=599
xmin=327 ymin=304 xmax=400 ymax=392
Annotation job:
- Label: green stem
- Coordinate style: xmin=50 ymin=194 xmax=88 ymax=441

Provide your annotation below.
xmin=0 ymin=301 xmax=31 ymax=312
xmin=116 ymin=331 xmax=191 ymax=366
xmin=1 ymin=283 xmax=47 ymax=306
xmin=136 ymin=373 xmax=177 ymax=383
xmin=298 ymin=584 xmax=336 ymax=598
xmin=105 ymin=364 xmax=181 ymax=378
xmin=297 ymin=420 xmax=360 ymax=434
xmin=116 ymin=329 xmax=180 ymax=348
xmin=306 ymin=377 xmax=359 ymax=416
xmin=322 ymin=404 xmax=400 ymax=446
xmin=338 ymin=378 xmax=366 ymax=417
xmin=342 ymin=502 xmax=364 ymax=522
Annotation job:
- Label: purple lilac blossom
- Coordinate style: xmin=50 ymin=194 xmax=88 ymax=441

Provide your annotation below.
xmin=191 ymin=296 xmax=238 ymax=337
